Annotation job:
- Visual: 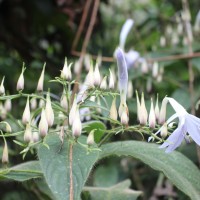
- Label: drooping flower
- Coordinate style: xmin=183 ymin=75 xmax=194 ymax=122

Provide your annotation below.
xmin=155 ymin=97 xmax=200 ymax=153
xmin=115 ymin=47 xmax=128 ymax=105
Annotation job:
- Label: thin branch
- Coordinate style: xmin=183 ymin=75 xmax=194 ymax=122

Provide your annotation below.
xmin=69 ymin=144 xmax=74 ymax=200
xmin=71 ymin=0 xmax=92 ymax=51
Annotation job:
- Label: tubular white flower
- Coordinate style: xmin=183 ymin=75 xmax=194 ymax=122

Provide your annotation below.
xmin=4 ymin=98 xmax=12 ymax=112
xmin=109 ymin=69 xmax=115 ymax=89
xmin=87 ymin=130 xmax=95 ymax=145
xmin=94 ymin=63 xmax=101 ymax=86
xmin=22 ymin=97 xmax=31 ymax=125
xmin=100 ymin=76 xmax=107 ymax=90
xmin=45 ymin=92 xmax=54 ymax=127
xmin=24 ymin=123 xmax=32 ymax=143
xmin=72 ymin=106 xmax=82 ymax=137
xmin=2 ymin=140 xmax=9 ymax=164
xmin=37 ymin=63 xmax=46 ymax=92
xmin=148 ymin=98 xmax=156 ymax=129
xmin=110 ymin=97 xmax=118 ymax=121
xmin=0 ymin=76 xmax=5 ymax=95
xmin=39 ymin=108 xmax=48 ymax=138
xmin=69 ymin=95 xmax=77 ymax=126
xmin=17 ymin=64 xmax=25 ymax=91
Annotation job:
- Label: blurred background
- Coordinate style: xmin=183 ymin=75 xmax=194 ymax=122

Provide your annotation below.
xmin=1 ymin=0 xmax=200 ymax=199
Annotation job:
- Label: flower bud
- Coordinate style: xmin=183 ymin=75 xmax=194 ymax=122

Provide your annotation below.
xmin=22 ymin=97 xmax=31 ymax=125
xmin=60 ymin=57 xmax=72 ymax=81
xmin=69 ymin=96 xmax=77 ymax=126
xmin=158 ymin=97 xmax=168 ymax=125
xmin=148 ymin=98 xmax=156 ymax=129
xmin=30 ymin=98 xmax=37 ymax=110
xmin=39 ymin=98 xmax=45 ymax=108
xmin=110 ymin=97 xmax=118 ymax=121
xmin=100 ymin=76 xmax=107 ymax=90
xmin=32 ymin=132 xmax=39 ymax=142
xmin=2 ymin=140 xmax=9 ymax=164
xmin=87 ymin=130 xmax=95 ymax=145
xmin=152 ymin=62 xmax=158 ymax=78
xmin=24 ymin=123 xmax=32 ymax=143
xmin=120 ymin=105 xmax=129 ymax=125
xmin=135 ymin=90 xmax=141 ymax=122
xmin=0 ymin=103 xmax=7 ymax=120
xmin=60 ymin=90 xmax=68 ymax=110
xmin=4 ymin=121 xmax=12 ymax=133
xmin=45 ymin=92 xmax=54 ymax=127
xmin=160 ymin=123 xmax=168 ymax=138
xmin=17 ymin=64 xmax=25 ymax=91
xmin=127 ymin=81 xmax=133 ymax=98
xmin=0 ymin=76 xmax=5 ymax=95
xmin=85 ymin=63 xmax=94 ymax=87
xmin=139 ymin=93 xmax=148 ymax=125
xmin=94 ymin=63 xmax=101 ymax=86
xmin=74 ymin=59 xmax=81 ymax=75
xmin=37 ymin=63 xmax=46 ymax=92
xmin=109 ymin=69 xmax=115 ymax=89
xmin=39 ymin=108 xmax=48 ymax=138
xmin=155 ymin=94 xmax=160 ymax=121
xmin=141 ymin=59 xmax=148 ymax=74
xmin=4 ymin=99 xmax=12 ymax=112
xmin=72 ymin=106 xmax=82 ymax=137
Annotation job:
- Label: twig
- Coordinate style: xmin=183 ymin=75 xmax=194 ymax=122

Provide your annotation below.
xmin=72 ymin=0 xmax=100 ymax=99
xmin=71 ymin=0 xmax=92 ymax=51
xmin=69 ymin=144 xmax=74 ymax=200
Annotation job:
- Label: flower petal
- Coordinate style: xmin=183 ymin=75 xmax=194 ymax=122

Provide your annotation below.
xmin=166 ymin=97 xmax=187 ymax=116
xmin=159 ymin=124 xmax=185 ymax=153
xmin=185 ymin=114 xmax=200 ymax=146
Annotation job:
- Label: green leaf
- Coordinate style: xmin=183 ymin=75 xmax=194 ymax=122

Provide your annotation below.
xmin=38 ymin=134 xmax=99 ymax=200
xmin=83 ymin=120 xmax=106 ymax=143
xmin=83 ymin=179 xmax=142 ymax=200
xmin=0 ymin=161 xmax=42 ymax=181
xmin=99 ymin=141 xmax=200 ymax=200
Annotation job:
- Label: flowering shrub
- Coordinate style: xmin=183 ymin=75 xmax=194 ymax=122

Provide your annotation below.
xmin=0 ymin=46 xmax=200 ymax=200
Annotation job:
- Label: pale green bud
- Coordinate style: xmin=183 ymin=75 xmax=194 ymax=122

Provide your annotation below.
xmin=37 ymin=63 xmax=46 ymax=92
xmin=45 ymin=92 xmax=54 ymax=127
xmin=2 ymin=140 xmax=9 ymax=164
xmin=22 ymin=97 xmax=31 ymax=125
xmin=94 ymin=63 xmax=101 ymax=86
xmin=87 ymin=130 xmax=95 ymax=145
xmin=24 ymin=123 xmax=32 ymax=143
xmin=39 ymin=108 xmax=48 ymax=138
xmin=0 ymin=76 xmax=5 ymax=95
xmin=110 ymin=97 xmax=118 ymax=121
xmin=100 ymin=76 xmax=107 ymax=90
xmin=72 ymin=106 xmax=82 ymax=137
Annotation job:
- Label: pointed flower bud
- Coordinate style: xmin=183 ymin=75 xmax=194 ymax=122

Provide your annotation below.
xmin=160 ymin=122 xmax=168 ymax=138
xmin=37 ymin=63 xmax=46 ymax=92
xmin=120 ymin=104 xmax=129 ymax=125
xmin=69 ymin=95 xmax=77 ymax=125
xmin=24 ymin=123 xmax=32 ymax=143
xmin=110 ymin=97 xmax=118 ymax=121
xmin=2 ymin=140 xmax=9 ymax=164
xmin=22 ymin=96 xmax=31 ymax=125
xmin=85 ymin=62 xmax=94 ymax=87
xmin=158 ymin=97 xmax=168 ymax=125
xmin=135 ymin=90 xmax=141 ymax=122
xmin=32 ymin=132 xmax=39 ymax=142
xmin=155 ymin=94 xmax=160 ymax=121
xmin=148 ymin=98 xmax=156 ymax=129
xmin=61 ymin=57 xmax=72 ymax=81
xmin=60 ymin=90 xmax=68 ymax=110
xmin=17 ymin=63 xmax=26 ymax=91
xmin=109 ymin=69 xmax=115 ymax=89
xmin=4 ymin=98 xmax=11 ymax=112
xmin=4 ymin=121 xmax=12 ymax=133
xmin=139 ymin=92 xmax=148 ymax=125
xmin=72 ymin=106 xmax=82 ymax=137
xmin=127 ymin=81 xmax=133 ymax=98
xmin=30 ymin=98 xmax=37 ymax=110
xmin=39 ymin=108 xmax=48 ymax=138
xmin=87 ymin=130 xmax=95 ymax=145
xmin=0 ymin=76 xmax=5 ymax=95
xmin=115 ymin=48 xmax=128 ymax=104
xmin=39 ymin=98 xmax=45 ymax=108
xmin=45 ymin=92 xmax=54 ymax=127
xmin=94 ymin=63 xmax=101 ymax=86
xmin=100 ymin=76 xmax=107 ymax=90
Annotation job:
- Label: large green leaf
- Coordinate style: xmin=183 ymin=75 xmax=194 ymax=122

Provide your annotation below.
xmin=99 ymin=141 xmax=200 ymax=200
xmin=0 ymin=161 xmax=42 ymax=181
xmin=83 ymin=179 xmax=142 ymax=200
xmin=38 ymin=134 xmax=99 ymax=200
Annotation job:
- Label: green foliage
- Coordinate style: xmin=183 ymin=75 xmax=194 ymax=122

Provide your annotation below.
xmin=100 ymin=141 xmax=200 ymax=200
xmin=83 ymin=180 xmax=142 ymax=200
xmin=38 ymin=134 xmax=99 ymax=200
